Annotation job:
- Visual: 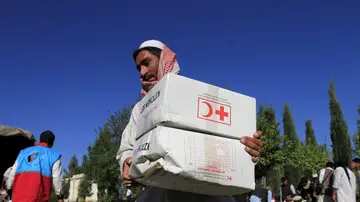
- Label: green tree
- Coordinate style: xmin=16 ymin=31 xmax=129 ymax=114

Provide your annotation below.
xmin=81 ymin=154 xmax=89 ymax=174
xmin=256 ymin=105 xmax=283 ymax=194
xmin=256 ymin=105 xmax=283 ymax=171
xmin=305 ymin=120 xmax=318 ymax=146
xmin=289 ymin=144 xmax=329 ymax=175
xmin=78 ymin=177 xmax=93 ymax=201
xmin=353 ymin=105 xmax=360 ymax=157
xmin=282 ymin=104 xmax=301 ymax=185
xmin=84 ymin=106 xmax=132 ymax=201
xmin=282 ymin=104 xmax=300 ymax=149
xmin=68 ymin=154 xmax=80 ymax=176
xmin=329 ymin=81 xmax=352 ymax=163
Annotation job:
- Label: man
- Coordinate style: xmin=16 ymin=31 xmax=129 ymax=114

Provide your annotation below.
xmin=332 ymin=159 xmax=357 ymax=202
xmin=297 ymin=177 xmax=313 ymax=201
xmin=315 ymin=162 xmax=334 ymax=202
xmin=117 ymin=40 xmax=263 ymax=201
xmin=281 ymin=176 xmax=296 ymax=202
xmin=6 ymin=130 xmax=64 ymax=202
xmin=249 ymin=185 xmax=272 ymax=202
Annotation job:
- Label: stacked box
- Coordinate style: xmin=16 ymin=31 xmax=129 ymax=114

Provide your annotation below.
xmin=130 ymin=73 xmax=256 ymax=196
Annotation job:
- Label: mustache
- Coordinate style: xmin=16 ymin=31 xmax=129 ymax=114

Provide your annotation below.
xmin=140 ymin=73 xmax=156 ymax=81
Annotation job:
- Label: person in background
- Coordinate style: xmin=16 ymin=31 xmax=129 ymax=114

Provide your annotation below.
xmin=281 ymin=176 xmax=296 ymax=202
xmin=6 ymin=130 xmax=64 ymax=202
xmin=310 ymin=173 xmax=318 ymax=201
xmin=116 ymin=40 xmax=264 ymax=202
xmin=297 ymin=177 xmax=314 ymax=201
xmin=311 ymin=173 xmax=318 ymax=183
xmin=351 ymin=158 xmax=360 ymax=181
xmin=352 ymin=158 xmax=360 ymax=199
xmin=332 ymin=159 xmax=357 ymax=202
xmin=285 ymin=195 xmax=302 ymax=202
xmin=314 ymin=162 xmax=334 ymax=202
xmin=1 ymin=167 xmax=12 ymax=202
xmin=249 ymin=185 xmax=272 ymax=202
xmin=233 ymin=193 xmax=249 ymax=202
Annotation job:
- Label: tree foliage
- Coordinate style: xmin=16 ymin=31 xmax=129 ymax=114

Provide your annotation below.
xmin=68 ymin=154 xmax=81 ymax=176
xmin=81 ymin=154 xmax=89 ymax=174
xmin=256 ymin=105 xmax=283 ymax=193
xmin=287 ymin=143 xmax=329 ymax=174
xmin=256 ymin=105 xmax=283 ymax=171
xmin=329 ymin=81 xmax=352 ymax=163
xmin=282 ymin=104 xmax=300 ymax=149
xmin=353 ymin=105 xmax=360 ymax=157
xmin=305 ymin=120 xmax=317 ymax=146
xmin=83 ymin=106 xmax=132 ymax=201
xmin=282 ymin=104 xmax=301 ymax=184
xmin=255 ymin=104 xmax=330 ymax=196
xmin=78 ymin=177 xmax=93 ymax=200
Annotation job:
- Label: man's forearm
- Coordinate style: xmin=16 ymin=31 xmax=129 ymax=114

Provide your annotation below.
xmin=117 ymin=122 xmax=135 ymax=175
xmin=332 ymin=189 xmax=337 ymax=202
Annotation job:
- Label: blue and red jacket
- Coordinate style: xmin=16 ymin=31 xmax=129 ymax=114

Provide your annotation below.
xmin=12 ymin=143 xmax=60 ymax=202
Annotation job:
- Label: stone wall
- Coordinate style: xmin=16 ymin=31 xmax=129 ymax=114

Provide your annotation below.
xmin=66 ymin=173 xmax=98 ymax=202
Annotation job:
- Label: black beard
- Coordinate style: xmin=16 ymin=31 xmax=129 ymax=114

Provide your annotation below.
xmin=142 ymin=83 xmax=154 ymax=92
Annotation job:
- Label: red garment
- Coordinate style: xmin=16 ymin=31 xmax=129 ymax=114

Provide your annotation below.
xmin=12 ymin=173 xmax=53 ymax=202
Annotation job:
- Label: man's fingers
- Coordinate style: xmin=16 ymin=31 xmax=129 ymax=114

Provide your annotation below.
xmin=123 ymin=163 xmax=130 ymax=176
xmin=245 ymin=147 xmax=260 ymax=158
xmin=125 ymin=157 xmax=132 ymax=164
xmin=122 ymin=157 xmax=133 ymax=183
xmin=253 ymin=130 xmax=262 ymax=139
xmin=123 ymin=173 xmax=131 ymax=180
xmin=251 ymin=156 xmax=259 ymax=163
xmin=241 ymin=136 xmax=262 ymax=153
xmin=123 ymin=179 xmax=132 ymax=184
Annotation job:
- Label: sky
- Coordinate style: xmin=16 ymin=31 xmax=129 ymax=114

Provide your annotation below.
xmin=1 ymin=0 xmax=360 ymax=167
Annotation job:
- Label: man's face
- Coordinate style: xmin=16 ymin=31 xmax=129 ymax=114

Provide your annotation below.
xmin=135 ymin=49 xmax=159 ymax=92
xmin=350 ymin=161 xmax=358 ymax=169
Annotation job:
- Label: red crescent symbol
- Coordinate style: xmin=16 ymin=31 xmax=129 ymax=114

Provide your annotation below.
xmin=202 ymin=101 xmax=213 ymax=118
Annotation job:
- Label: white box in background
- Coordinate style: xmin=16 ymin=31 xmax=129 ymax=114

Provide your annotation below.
xmin=136 ymin=73 xmax=256 ymax=140
xmin=130 ymin=126 xmax=255 ymax=196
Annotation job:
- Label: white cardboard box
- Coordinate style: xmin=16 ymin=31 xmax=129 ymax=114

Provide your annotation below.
xmin=136 ymin=73 xmax=256 ymax=140
xmin=130 ymin=126 xmax=255 ymax=196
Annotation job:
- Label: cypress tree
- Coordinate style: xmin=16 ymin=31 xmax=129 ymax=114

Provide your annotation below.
xmin=305 ymin=120 xmax=317 ymax=146
xmin=328 ymin=81 xmax=352 ymax=163
xmin=283 ymin=104 xmax=300 ymax=148
xmin=353 ymin=105 xmax=360 ymax=157
xmin=282 ymin=104 xmax=301 ymax=185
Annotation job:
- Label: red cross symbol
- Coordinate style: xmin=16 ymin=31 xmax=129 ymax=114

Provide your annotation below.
xmin=216 ymin=106 xmax=229 ymax=121
xmin=227 ymin=176 xmax=232 ymax=181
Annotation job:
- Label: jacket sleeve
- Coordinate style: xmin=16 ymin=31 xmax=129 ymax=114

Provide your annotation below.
xmin=52 ymin=158 xmax=63 ymax=196
xmin=116 ymin=103 xmax=138 ymax=175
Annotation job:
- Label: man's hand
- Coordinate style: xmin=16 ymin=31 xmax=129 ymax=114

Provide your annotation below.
xmin=240 ymin=131 xmax=263 ymax=163
xmin=332 ymin=190 xmax=337 ymax=202
xmin=1 ymin=190 xmax=7 ymax=201
xmin=122 ymin=157 xmax=133 ymax=184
